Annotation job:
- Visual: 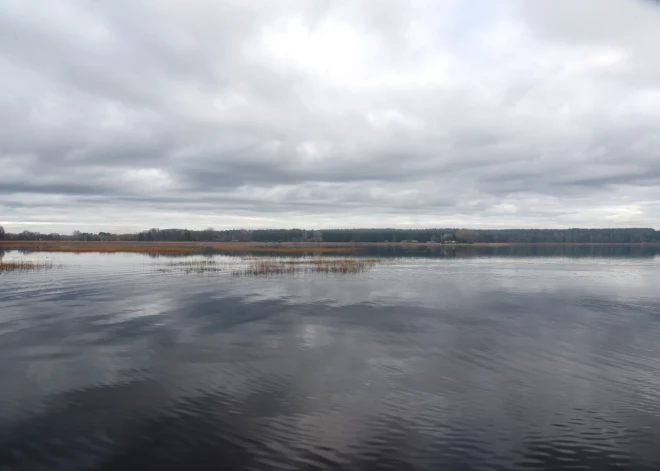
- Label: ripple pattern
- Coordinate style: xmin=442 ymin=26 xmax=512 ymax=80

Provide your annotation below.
xmin=1 ymin=252 xmax=660 ymax=470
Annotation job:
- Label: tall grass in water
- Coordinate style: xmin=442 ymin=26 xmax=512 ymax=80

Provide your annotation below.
xmin=234 ymin=257 xmax=382 ymax=276
xmin=0 ymin=260 xmax=55 ymax=272
xmin=156 ymin=260 xmax=221 ymax=274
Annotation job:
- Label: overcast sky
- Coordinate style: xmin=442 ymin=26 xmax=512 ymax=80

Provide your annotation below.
xmin=1 ymin=0 xmax=660 ymax=233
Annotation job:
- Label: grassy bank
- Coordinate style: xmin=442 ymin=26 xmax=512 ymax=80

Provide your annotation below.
xmin=1 ymin=240 xmax=658 ymax=256
xmin=0 ymin=241 xmax=356 ymax=255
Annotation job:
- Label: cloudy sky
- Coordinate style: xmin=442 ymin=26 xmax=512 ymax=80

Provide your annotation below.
xmin=1 ymin=0 xmax=660 ymax=233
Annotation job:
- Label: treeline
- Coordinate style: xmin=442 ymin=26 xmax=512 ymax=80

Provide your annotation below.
xmin=313 ymin=228 xmax=660 ymax=243
xmin=1 ymin=225 xmax=659 ymax=244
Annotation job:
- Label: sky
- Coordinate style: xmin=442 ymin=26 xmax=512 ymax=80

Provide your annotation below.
xmin=1 ymin=0 xmax=660 ymax=234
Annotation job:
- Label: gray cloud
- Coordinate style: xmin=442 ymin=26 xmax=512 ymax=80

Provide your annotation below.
xmin=1 ymin=0 xmax=660 ymax=233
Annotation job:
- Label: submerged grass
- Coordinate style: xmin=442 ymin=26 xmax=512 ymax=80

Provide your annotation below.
xmin=0 ymin=260 xmax=56 ymax=272
xmin=234 ymin=257 xmax=382 ymax=277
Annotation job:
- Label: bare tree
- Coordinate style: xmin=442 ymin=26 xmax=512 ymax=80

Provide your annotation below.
xmin=0 ymin=225 xmax=5 ymax=240
xmin=455 ymin=229 xmax=479 ymax=244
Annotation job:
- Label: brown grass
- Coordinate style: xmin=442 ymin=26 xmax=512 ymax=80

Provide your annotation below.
xmin=3 ymin=240 xmax=660 ymax=256
xmin=234 ymin=257 xmax=382 ymax=276
xmin=0 ymin=241 xmax=355 ymax=255
xmin=0 ymin=260 xmax=55 ymax=272
xmin=4 ymin=240 xmax=657 ymax=256
xmin=156 ymin=260 xmax=221 ymax=274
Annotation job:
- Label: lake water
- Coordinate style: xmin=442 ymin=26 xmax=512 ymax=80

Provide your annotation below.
xmin=1 ymin=248 xmax=660 ymax=470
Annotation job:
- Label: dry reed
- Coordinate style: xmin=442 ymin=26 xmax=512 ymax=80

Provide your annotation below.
xmin=0 ymin=260 xmax=56 ymax=272
xmin=156 ymin=260 xmax=221 ymax=274
xmin=234 ymin=257 xmax=382 ymax=276
xmin=0 ymin=241 xmax=355 ymax=255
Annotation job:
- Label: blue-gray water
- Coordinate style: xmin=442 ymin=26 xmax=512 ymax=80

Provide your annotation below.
xmin=1 ymin=248 xmax=660 ymax=470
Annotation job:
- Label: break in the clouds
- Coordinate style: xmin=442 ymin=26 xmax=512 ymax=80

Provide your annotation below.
xmin=1 ymin=0 xmax=660 ymax=233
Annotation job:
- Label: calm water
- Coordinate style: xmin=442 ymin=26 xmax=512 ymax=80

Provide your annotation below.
xmin=1 ymin=248 xmax=660 ymax=470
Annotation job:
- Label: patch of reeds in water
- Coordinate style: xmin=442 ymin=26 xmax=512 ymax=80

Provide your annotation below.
xmin=234 ymin=257 xmax=382 ymax=277
xmin=0 ymin=260 xmax=56 ymax=272
xmin=156 ymin=260 xmax=221 ymax=274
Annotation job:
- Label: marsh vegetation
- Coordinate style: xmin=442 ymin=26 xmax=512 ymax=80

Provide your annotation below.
xmin=0 ymin=259 xmax=56 ymax=272
xmin=0 ymin=241 xmax=355 ymax=255
xmin=233 ymin=257 xmax=382 ymax=276
xmin=156 ymin=260 xmax=222 ymax=274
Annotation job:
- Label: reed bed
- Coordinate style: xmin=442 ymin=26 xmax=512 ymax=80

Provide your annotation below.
xmin=0 ymin=260 xmax=56 ymax=272
xmin=0 ymin=241 xmax=355 ymax=255
xmin=156 ymin=260 xmax=221 ymax=274
xmin=234 ymin=257 xmax=382 ymax=277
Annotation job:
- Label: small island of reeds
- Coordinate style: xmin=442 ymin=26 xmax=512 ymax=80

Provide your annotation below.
xmin=234 ymin=257 xmax=382 ymax=276
xmin=156 ymin=260 xmax=222 ymax=274
xmin=0 ymin=260 xmax=56 ymax=273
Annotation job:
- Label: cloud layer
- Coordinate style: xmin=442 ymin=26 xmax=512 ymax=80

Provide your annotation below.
xmin=2 ymin=0 xmax=660 ymax=233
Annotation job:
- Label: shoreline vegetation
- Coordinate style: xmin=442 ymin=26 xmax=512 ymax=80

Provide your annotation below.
xmin=2 ymin=228 xmax=658 ymax=246
xmin=1 ymin=240 xmax=660 ymax=255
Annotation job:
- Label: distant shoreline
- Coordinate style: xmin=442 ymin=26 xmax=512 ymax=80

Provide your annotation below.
xmin=1 ymin=240 xmax=660 ymax=255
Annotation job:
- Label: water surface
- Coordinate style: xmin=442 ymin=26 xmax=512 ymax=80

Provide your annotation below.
xmin=1 ymin=249 xmax=660 ymax=470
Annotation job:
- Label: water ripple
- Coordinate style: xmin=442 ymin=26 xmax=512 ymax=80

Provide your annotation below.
xmin=1 ymin=253 xmax=660 ymax=469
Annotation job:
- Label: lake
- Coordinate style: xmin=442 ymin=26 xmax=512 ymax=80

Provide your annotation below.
xmin=1 ymin=247 xmax=660 ymax=470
